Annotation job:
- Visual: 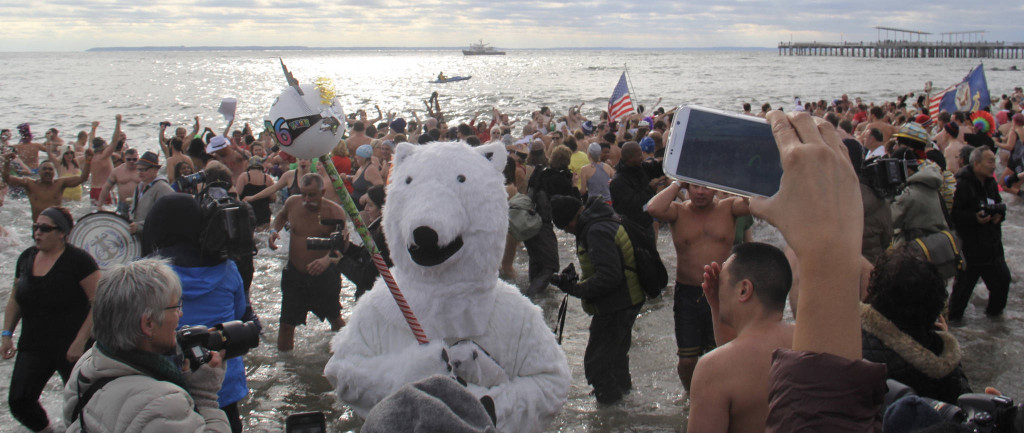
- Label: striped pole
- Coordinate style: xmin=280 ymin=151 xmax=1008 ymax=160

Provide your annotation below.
xmin=318 ymin=154 xmax=429 ymax=344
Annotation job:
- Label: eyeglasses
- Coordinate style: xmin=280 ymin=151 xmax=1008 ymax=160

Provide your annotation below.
xmin=125 ymin=158 xmax=138 ymax=162
xmin=164 ymin=300 xmax=183 ymax=313
xmin=32 ymin=224 xmax=59 ymax=233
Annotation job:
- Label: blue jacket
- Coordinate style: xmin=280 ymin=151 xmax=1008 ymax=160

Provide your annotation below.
xmin=165 ymin=247 xmax=249 ymax=407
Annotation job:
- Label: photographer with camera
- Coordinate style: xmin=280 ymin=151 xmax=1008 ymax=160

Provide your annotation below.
xmin=548 ymin=195 xmax=645 ymax=405
xmin=862 ymin=246 xmax=971 ymax=404
xmin=63 ymin=259 xmax=230 ymax=433
xmin=143 ymin=193 xmax=251 ymax=433
xmin=948 ymin=147 xmax=1011 ymax=323
xmin=269 ymin=173 xmax=347 ymax=351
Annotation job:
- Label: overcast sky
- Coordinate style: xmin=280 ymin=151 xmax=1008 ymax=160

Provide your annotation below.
xmin=1 ymin=1 xmax=1021 ymax=51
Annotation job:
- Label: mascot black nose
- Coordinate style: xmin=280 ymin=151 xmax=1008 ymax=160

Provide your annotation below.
xmin=412 ymin=226 xmax=438 ymax=249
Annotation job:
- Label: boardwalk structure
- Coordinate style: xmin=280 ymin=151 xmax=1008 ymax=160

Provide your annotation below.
xmin=779 ymin=27 xmax=1024 ymax=59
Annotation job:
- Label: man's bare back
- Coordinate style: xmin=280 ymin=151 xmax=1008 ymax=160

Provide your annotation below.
xmin=13 ymin=142 xmax=46 ymax=170
xmin=688 ymin=322 xmax=794 ymax=433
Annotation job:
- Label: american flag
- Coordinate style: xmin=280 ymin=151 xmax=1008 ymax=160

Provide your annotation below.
xmin=928 ymin=84 xmax=955 ymax=123
xmin=608 ymin=72 xmax=635 ymax=122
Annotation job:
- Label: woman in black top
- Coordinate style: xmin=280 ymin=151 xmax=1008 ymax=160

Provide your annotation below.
xmin=235 ymin=156 xmax=274 ymax=229
xmin=2 ymin=206 xmax=100 ymax=432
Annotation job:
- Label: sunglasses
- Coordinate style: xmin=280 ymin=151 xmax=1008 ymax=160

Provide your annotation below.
xmin=33 ymin=224 xmax=60 ymax=233
xmin=126 ymin=158 xmax=138 ymax=162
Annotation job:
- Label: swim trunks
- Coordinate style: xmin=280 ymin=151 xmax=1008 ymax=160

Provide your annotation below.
xmin=674 ymin=282 xmax=716 ymax=358
xmin=89 ymin=187 xmax=113 ymax=205
xmin=280 ymin=261 xmax=342 ymax=326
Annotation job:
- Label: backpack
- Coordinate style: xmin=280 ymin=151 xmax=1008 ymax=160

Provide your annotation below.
xmin=198 ymin=186 xmax=256 ymax=260
xmin=591 ymin=216 xmax=668 ymax=299
xmin=508 ymin=193 xmax=543 ymax=241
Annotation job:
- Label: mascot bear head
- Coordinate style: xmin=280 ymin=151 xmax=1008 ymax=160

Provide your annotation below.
xmin=383 ymin=140 xmax=508 ymax=316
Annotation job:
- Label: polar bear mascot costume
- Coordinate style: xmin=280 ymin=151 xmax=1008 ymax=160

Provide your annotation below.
xmin=325 ymin=141 xmax=570 ymax=432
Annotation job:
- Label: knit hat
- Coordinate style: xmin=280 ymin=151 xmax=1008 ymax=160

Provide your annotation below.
xmin=894 ymin=123 xmax=929 ymax=146
xmin=206 ymin=135 xmax=229 ymax=153
xmin=639 ymin=136 xmax=655 ymax=153
xmin=549 ymin=195 xmax=583 ymax=230
xmin=914 ymin=114 xmax=934 ymax=129
xmin=356 ymin=144 xmax=373 ymax=158
xmin=882 ymin=395 xmax=942 ymax=433
xmin=943 ymin=122 xmax=959 ymax=138
xmin=581 ymin=121 xmax=594 ymax=135
xmin=136 ymin=151 xmax=161 ymax=169
xmin=390 ymin=118 xmax=407 ymax=134
xmin=361 ymin=375 xmax=496 ymax=433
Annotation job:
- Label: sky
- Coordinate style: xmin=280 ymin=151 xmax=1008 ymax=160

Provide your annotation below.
xmin=0 ymin=1 xmax=1021 ymax=52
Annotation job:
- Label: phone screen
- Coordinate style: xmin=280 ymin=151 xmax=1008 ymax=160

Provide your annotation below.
xmin=666 ymin=106 xmax=782 ymax=197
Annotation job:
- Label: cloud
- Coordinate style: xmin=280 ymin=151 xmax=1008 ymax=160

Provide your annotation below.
xmin=0 ymin=0 xmax=1020 ymax=51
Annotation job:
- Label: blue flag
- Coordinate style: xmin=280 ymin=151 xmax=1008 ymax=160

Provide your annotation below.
xmin=930 ymin=64 xmax=990 ymax=115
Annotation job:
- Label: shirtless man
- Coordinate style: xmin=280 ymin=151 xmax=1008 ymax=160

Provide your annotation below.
xmin=346 ymin=121 xmax=372 ymax=161
xmin=12 ymin=136 xmax=47 ymax=172
xmin=268 ymin=173 xmax=347 ymax=351
xmin=88 ymin=117 xmax=124 ymax=205
xmin=858 ymin=106 xmax=898 ymax=144
xmin=3 ymin=148 xmax=92 ymax=221
xmin=98 ymin=148 xmax=141 ymax=216
xmin=686 ymin=243 xmax=795 ymax=432
xmin=43 ymin=128 xmax=65 ymax=154
xmin=207 ymin=123 xmax=250 ymax=178
xmin=646 ymin=181 xmax=750 ymax=391
xmin=941 ymin=123 xmax=967 ymax=172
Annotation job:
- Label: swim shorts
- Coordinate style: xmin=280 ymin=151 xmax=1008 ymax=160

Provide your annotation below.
xmin=280 ymin=261 xmax=342 ymax=326
xmin=89 ymin=187 xmax=113 ymax=205
xmin=674 ymin=282 xmax=716 ymax=358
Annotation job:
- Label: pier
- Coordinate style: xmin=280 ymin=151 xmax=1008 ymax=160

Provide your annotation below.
xmin=778 ymin=27 xmax=1024 ymax=59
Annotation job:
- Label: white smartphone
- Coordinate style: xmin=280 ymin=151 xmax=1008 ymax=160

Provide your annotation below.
xmin=663 ymin=105 xmax=783 ymax=198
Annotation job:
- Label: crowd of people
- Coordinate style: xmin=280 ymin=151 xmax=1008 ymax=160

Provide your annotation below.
xmin=0 ymin=84 xmax=1023 ymax=432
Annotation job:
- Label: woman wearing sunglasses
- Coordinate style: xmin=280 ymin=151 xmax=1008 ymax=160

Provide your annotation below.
xmin=2 ymin=206 xmax=100 ymax=432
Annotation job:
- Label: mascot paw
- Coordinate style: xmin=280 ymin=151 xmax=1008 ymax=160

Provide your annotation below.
xmin=447 ymin=340 xmax=508 ymax=388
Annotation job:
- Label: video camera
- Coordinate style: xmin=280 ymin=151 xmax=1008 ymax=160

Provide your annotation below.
xmin=177 ymin=170 xmax=207 ymax=192
xmin=886 ymin=379 xmax=1024 ymax=432
xmin=862 ymin=157 xmax=915 ymax=200
xmin=176 ymin=320 xmax=260 ymax=371
xmin=306 ymin=219 xmax=347 ymax=252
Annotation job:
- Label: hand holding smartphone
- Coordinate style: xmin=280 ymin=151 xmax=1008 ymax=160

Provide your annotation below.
xmin=663 ymin=105 xmax=783 ymax=198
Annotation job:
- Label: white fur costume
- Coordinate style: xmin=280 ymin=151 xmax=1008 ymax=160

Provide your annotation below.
xmin=324 ymin=141 xmax=570 ymax=433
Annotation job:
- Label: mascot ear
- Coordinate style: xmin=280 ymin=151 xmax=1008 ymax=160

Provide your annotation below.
xmin=474 ymin=141 xmax=507 ymax=173
xmin=393 ymin=142 xmax=417 ymax=167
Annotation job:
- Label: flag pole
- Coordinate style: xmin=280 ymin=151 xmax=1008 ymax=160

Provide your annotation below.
xmin=624 ymin=63 xmax=640 ymax=115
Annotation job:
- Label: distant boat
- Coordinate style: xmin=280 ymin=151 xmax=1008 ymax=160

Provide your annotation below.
xmin=432 ymin=75 xmax=472 ymax=83
xmin=463 ymin=40 xmax=505 ymax=56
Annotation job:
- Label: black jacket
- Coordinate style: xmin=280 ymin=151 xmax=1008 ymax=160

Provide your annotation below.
xmin=528 ymin=166 xmax=579 ymax=223
xmin=609 ymin=162 xmax=655 ymax=230
xmin=566 ymin=197 xmax=645 ymax=315
xmin=951 ymin=166 xmax=1004 ymax=263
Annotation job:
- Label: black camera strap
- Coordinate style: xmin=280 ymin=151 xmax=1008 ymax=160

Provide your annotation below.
xmin=72 ymin=372 xmax=120 ymax=432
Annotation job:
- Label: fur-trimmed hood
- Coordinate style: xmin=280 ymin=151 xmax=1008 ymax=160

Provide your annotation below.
xmin=860 ymin=303 xmax=962 ymax=379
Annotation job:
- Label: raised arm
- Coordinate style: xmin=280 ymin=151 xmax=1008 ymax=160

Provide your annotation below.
xmin=158 ymin=123 xmax=170 ymax=157
xmin=645 ymin=180 xmax=681 ymax=222
xmin=2 ymin=153 xmax=29 ymax=188
xmin=111 ymin=114 xmax=122 ymax=148
xmin=749 ymin=111 xmax=862 ymax=360
xmin=191 ymin=116 xmax=201 ymax=137
xmin=63 ymin=148 xmax=93 ymax=189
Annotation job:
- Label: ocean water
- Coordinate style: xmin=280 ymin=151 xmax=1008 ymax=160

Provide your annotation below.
xmin=1 ymin=50 xmax=1023 ymax=432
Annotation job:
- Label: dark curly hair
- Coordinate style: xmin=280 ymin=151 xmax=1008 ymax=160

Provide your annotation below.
xmin=865 ymin=246 xmax=947 ymax=330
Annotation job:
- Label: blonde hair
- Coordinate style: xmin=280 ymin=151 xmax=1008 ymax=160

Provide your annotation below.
xmin=332 ymin=139 xmax=349 ymax=157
